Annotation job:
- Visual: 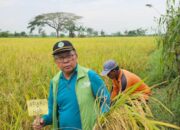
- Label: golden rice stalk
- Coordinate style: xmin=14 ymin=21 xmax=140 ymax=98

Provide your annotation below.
xmin=94 ymin=83 xmax=180 ymax=130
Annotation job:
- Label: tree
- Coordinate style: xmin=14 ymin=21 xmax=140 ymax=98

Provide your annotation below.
xmin=100 ymin=30 xmax=105 ymax=37
xmin=27 ymin=12 xmax=82 ymax=37
xmin=86 ymin=27 xmax=94 ymax=37
xmin=124 ymin=30 xmax=128 ymax=36
xmin=123 ymin=28 xmax=147 ymax=36
xmin=136 ymin=28 xmax=147 ymax=35
xmin=41 ymin=30 xmax=47 ymax=37
xmin=20 ymin=31 xmax=27 ymax=37
xmin=93 ymin=31 xmax=98 ymax=37
xmin=77 ymin=25 xmax=86 ymax=37
xmin=65 ymin=20 xmax=76 ymax=38
xmin=112 ymin=31 xmax=122 ymax=36
xmin=127 ymin=30 xmax=137 ymax=36
xmin=0 ymin=31 xmax=10 ymax=37
xmin=14 ymin=32 xmax=20 ymax=37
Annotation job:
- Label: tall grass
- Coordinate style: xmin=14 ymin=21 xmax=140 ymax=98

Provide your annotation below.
xmin=147 ymin=0 xmax=180 ymax=127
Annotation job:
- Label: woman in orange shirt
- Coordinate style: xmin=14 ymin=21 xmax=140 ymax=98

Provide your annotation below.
xmin=101 ymin=60 xmax=151 ymax=100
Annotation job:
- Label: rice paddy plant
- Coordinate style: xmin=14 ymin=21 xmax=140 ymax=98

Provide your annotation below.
xmin=0 ymin=37 xmax=157 ymax=129
xmin=94 ymin=83 xmax=180 ymax=130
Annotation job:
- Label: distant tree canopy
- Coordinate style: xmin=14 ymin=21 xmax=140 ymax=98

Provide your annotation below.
xmin=27 ymin=12 xmax=82 ymax=37
xmin=0 ymin=30 xmax=27 ymax=37
xmin=100 ymin=30 xmax=105 ymax=36
xmin=124 ymin=28 xmax=147 ymax=36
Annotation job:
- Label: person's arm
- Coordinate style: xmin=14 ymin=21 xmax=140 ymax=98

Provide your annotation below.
xmin=33 ymin=81 xmax=53 ymax=129
xmin=88 ymin=70 xmax=110 ymax=113
xmin=41 ymin=80 xmax=54 ymax=125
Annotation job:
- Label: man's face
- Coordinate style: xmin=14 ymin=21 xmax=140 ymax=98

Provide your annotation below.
xmin=54 ymin=50 xmax=77 ymax=74
xmin=107 ymin=70 xmax=116 ymax=79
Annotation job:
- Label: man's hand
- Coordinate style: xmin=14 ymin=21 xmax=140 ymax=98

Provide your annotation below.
xmin=33 ymin=116 xmax=44 ymax=130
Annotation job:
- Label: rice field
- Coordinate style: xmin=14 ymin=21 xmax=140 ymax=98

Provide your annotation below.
xmin=0 ymin=37 xmax=157 ymax=129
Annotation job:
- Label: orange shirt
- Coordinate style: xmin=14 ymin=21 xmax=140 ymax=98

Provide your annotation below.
xmin=111 ymin=69 xmax=151 ymax=100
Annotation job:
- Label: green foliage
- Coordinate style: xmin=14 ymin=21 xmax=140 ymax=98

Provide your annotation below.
xmin=111 ymin=31 xmax=122 ymax=36
xmin=147 ymin=47 xmax=164 ymax=85
xmin=147 ymin=42 xmax=180 ymax=129
xmin=124 ymin=28 xmax=147 ymax=36
xmin=147 ymin=1 xmax=180 ymax=127
xmin=0 ymin=30 xmax=27 ymax=37
xmin=100 ymin=30 xmax=105 ymax=36
xmin=159 ymin=0 xmax=180 ymax=80
xmin=149 ymin=78 xmax=180 ymax=127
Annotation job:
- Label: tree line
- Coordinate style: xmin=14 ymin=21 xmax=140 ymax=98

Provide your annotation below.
xmin=0 ymin=12 xmax=153 ymax=38
xmin=0 ymin=28 xmax=151 ymax=38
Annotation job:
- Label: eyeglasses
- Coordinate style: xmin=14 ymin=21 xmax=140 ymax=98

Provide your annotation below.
xmin=54 ymin=54 xmax=75 ymax=63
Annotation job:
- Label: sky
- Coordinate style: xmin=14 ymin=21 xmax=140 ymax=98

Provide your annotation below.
xmin=0 ymin=0 xmax=166 ymax=34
